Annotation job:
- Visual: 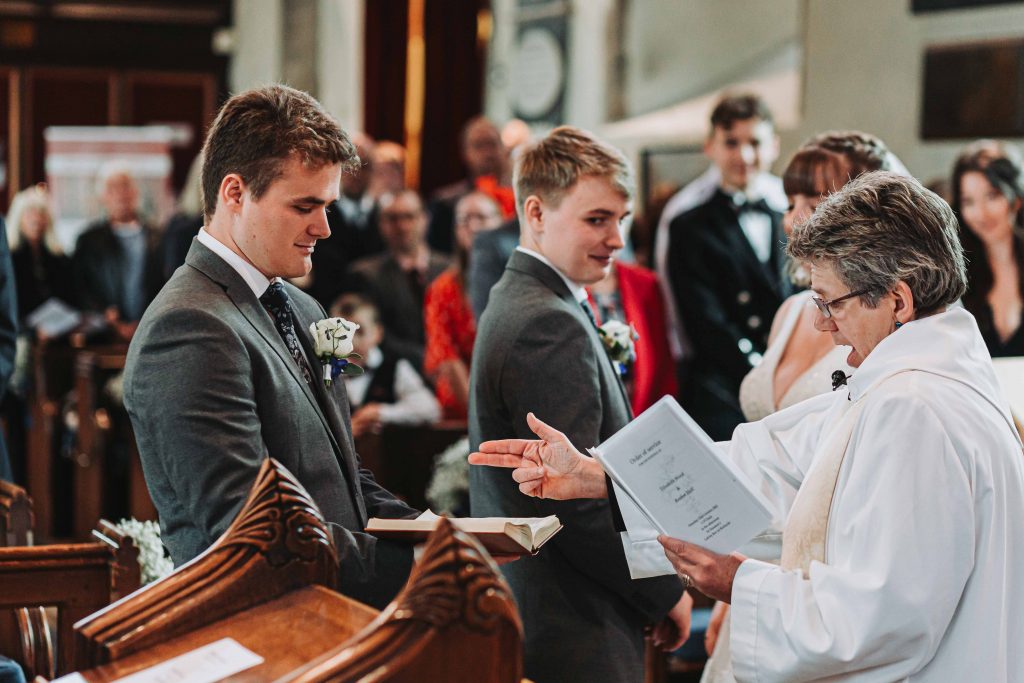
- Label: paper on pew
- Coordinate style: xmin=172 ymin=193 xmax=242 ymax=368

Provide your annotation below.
xmin=51 ymin=638 xmax=263 ymax=683
xmin=366 ymin=510 xmax=562 ymax=555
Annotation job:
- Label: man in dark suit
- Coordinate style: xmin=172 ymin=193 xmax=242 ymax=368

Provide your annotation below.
xmin=666 ymin=94 xmax=790 ymax=440
xmin=124 ymin=85 xmax=419 ymax=609
xmin=308 ymin=132 xmax=385 ymax=309
xmin=346 ymin=190 xmax=449 ymax=371
xmin=470 ymin=127 xmax=689 ymax=683
xmin=72 ymin=165 xmax=163 ymax=334
xmin=427 ymin=116 xmax=510 ymax=253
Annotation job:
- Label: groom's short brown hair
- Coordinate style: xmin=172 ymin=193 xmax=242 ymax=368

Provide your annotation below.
xmin=200 ymin=84 xmax=358 ymax=219
xmin=513 ymin=126 xmax=634 ymax=218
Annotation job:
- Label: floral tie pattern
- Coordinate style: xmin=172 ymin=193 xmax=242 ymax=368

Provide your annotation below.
xmin=260 ymin=282 xmax=314 ymax=386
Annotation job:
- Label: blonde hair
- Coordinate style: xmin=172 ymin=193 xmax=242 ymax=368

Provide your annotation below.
xmin=6 ymin=185 xmax=62 ymax=254
xmin=513 ymin=126 xmax=633 ymax=217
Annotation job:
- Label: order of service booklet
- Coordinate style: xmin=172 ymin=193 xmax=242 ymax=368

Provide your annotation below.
xmin=366 ymin=510 xmax=562 ymax=556
xmin=588 ymin=395 xmax=772 ymax=557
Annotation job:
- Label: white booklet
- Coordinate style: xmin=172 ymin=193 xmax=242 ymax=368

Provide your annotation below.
xmin=589 ymin=395 xmax=772 ymax=557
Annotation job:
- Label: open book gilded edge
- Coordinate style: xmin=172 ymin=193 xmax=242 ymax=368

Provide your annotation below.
xmin=365 ymin=512 xmax=563 ymax=556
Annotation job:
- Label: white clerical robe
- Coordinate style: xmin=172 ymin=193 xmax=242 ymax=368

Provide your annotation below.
xmin=722 ymin=307 xmax=1024 ymax=682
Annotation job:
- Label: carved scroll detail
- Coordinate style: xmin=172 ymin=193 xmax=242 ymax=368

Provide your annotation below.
xmin=285 ymin=518 xmax=523 ymax=683
xmin=74 ymin=457 xmax=339 ymax=669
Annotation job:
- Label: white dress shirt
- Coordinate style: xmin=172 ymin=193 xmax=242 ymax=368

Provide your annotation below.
xmin=196 ymin=227 xmax=275 ymax=297
xmin=514 ymin=245 xmax=589 ymax=306
xmin=344 ymin=346 xmax=441 ymax=425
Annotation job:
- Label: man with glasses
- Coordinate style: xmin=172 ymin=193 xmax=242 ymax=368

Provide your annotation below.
xmin=347 ymin=189 xmax=450 ymax=371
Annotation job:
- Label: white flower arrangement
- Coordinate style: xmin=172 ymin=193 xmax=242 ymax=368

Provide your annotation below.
xmin=309 ymin=317 xmax=364 ymax=387
xmin=425 ymin=437 xmax=470 ymax=516
xmin=116 ymin=517 xmax=174 ymax=585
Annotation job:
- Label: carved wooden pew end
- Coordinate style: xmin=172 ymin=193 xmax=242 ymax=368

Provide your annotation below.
xmin=285 ymin=518 xmax=524 ymax=683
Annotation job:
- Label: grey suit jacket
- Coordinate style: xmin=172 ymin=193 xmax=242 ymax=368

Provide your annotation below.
xmin=124 ymin=240 xmax=419 ymax=609
xmin=469 ymin=250 xmax=683 ymax=683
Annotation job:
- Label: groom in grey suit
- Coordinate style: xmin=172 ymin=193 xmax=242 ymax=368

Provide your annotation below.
xmin=124 ymin=85 xmax=418 ymax=609
xmin=469 ymin=127 xmax=689 ymax=683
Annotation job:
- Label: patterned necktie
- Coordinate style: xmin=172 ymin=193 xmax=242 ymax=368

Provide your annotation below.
xmin=260 ymin=282 xmax=314 ymax=386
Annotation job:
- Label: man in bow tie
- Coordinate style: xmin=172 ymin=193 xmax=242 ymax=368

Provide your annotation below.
xmin=664 ymin=94 xmax=792 ymax=440
xmin=123 ymin=85 xmax=419 ymax=608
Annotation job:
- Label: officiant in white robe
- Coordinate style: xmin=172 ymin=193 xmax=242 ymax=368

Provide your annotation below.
xmin=470 ymin=172 xmax=1024 ymax=682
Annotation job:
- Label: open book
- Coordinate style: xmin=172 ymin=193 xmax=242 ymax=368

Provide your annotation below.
xmin=589 ymin=395 xmax=772 ymax=556
xmin=366 ymin=511 xmax=562 ymax=556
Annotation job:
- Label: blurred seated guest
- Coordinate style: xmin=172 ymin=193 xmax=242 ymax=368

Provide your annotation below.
xmin=368 ymin=140 xmax=407 ymax=199
xmin=586 ymin=259 xmax=677 ymax=415
xmin=309 ymin=132 xmax=384 ymax=308
xmin=473 ymin=172 xmax=1024 ymax=683
xmin=425 ymin=192 xmax=502 ymax=419
xmin=6 ymin=185 xmax=72 ymax=319
xmin=468 ymin=217 xmax=518 ymax=319
xmin=429 ymin=116 xmax=512 ymax=253
xmin=347 ymin=190 xmax=449 ymax=370
xmin=158 ymin=152 xmax=204 ymax=282
xmin=333 ymin=294 xmax=440 ymax=437
xmin=72 ymin=162 xmax=161 ymax=339
xmin=951 ymin=140 xmax=1024 ymax=357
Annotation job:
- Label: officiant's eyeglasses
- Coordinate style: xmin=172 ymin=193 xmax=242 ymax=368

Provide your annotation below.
xmin=811 ymin=288 xmax=871 ymax=318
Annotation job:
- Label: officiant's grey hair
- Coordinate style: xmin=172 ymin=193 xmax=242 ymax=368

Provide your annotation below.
xmin=788 ymin=171 xmax=967 ymax=315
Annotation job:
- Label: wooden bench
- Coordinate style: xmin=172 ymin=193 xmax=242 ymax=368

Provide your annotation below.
xmin=0 ymin=519 xmax=140 ymax=678
xmin=69 ymin=457 xmax=523 ymax=682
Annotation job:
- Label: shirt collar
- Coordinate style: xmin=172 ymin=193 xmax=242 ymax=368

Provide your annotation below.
xmin=197 ymin=227 xmax=278 ymax=298
xmin=515 ymin=245 xmax=588 ymax=304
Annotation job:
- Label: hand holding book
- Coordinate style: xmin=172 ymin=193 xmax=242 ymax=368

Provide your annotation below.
xmin=468 ymin=412 xmax=610 ymax=500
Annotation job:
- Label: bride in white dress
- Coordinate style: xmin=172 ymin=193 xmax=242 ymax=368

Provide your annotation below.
xmin=701 ymin=131 xmax=904 ymax=682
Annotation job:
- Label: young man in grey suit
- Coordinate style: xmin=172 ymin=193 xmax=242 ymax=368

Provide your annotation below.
xmin=123 ymin=85 xmax=419 ymax=609
xmin=468 ymin=127 xmax=691 ymax=683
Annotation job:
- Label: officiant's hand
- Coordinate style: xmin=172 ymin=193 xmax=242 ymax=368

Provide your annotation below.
xmin=658 ymin=536 xmax=746 ymax=604
xmin=468 ymin=412 xmax=608 ymax=500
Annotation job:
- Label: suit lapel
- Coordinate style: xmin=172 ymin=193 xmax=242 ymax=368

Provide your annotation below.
xmin=711 ymin=194 xmax=785 ymax=298
xmin=185 ymin=243 xmax=354 ymax=482
xmin=292 ymin=310 xmax=368 ymax=522
xmin=508 ymin=251 xmax=633 ymax=418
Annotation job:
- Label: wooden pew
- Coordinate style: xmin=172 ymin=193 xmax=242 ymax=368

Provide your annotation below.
xmin=70 ymin=457 xmax=523 ymax=682
xmin=25 ymin=339 xmax=78 ymax=539
xmin=0 ymin=520 xmax=140 ymax=677
xmin=0 ymin=480 xmax=32 ymax=546
xmin=355 ymin=420 xmax=467 ymax=509
xmin=72 ymin=346 xmax=156 ymax=540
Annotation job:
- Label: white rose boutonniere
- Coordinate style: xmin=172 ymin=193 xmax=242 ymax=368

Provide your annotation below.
xmin=597 ymin=319 xmax=639 ymax=376
xmin=309 ymin=317 xmax=364 ymax=387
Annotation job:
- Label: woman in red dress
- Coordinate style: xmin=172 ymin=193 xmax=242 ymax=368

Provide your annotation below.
xmin=424 ymin=192 xmax=503 ymax=418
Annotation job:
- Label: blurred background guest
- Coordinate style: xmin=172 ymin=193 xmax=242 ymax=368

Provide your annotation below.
xmin=424 ymin=192 xmax=502 ymax=419
xmin=951 ymin=140 xmax=1024 ymax=357
xmin=428 ymin=116 xmax=512 ymax=253
xmin=6 ymin=185 xmax=72 ymax=320
xmin=347 ymin=189 xmax=450 ymax=371
xmin=334 ymin=294 xmax=440 ymax=437
xmin=157 ymin=153 xmax=204 ymax=282
xmin=368 ymin=140 xmax=407 ymax=199
xmin=72 ymin=162 xmax=161 ymax=340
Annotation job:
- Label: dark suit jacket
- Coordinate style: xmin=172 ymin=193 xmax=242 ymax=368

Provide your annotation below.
xmin=72 ymin=220 xmax=163 ymax=321
xmin=427 ymin=178 xmax=472 ymax=254
xmin=124 ymin=240 xmax=419 ymax=609
xmin=308 ymin=199 xmax=384 ymax=309
xmin=468 ymin=218 xmax=519 ymax=319
xmin=346 ymin=250 xmax=450 ymax=370
xmin=667 ymin=191 xmax=790 ymax=440
xmin=469 ymin=250 xmax=683 ymax=683
xmin=0 ymin=220 xmax=16 ymax=482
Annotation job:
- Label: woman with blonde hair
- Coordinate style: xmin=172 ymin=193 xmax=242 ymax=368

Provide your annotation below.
xmin=6 ymin=185 xmax=71 ymax=319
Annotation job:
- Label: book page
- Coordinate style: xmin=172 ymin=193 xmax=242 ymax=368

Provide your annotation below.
xmin=592 ymin=396 xmax=772 ymax=555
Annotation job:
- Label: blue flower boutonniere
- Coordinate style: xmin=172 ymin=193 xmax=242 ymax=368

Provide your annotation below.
xmin=309 ymin=317 xmax=365 ymax=387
